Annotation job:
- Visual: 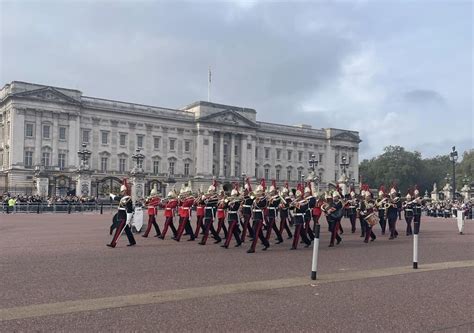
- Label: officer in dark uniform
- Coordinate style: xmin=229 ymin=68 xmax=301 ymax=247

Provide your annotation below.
xmin=376 ymin=186 xmax=388 ymax=235
xmin=266 ymin=180 xmax=284 ymax=244
xmin=290 ymin=187 xmax=312 ymax=250
xmin=247 ymin=182 xmax=270 ymax=253
xmin=240 ymin=178 xmax=255 ymax=242
xmin=403 ymin=192 xmax=414 ymax=235
xmin=222 ymin=185 xmax=242 ymax=248
xmin=413 ymin=188 xmax=423 ymax=233
xmin=199 ymin=181 xmax=221 ymax=245
xmin=107 ymin=183 xmax=136 ymax=248
xmin=327 ymin=191 xmax=343 ymax=247
xmin=387 ymin=187 xmax=400 ymax=240
xmin=279 ymin=184 xmax=293 ymax=239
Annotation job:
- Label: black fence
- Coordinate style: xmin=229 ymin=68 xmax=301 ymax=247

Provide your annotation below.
xmin=1 ymin=202 xmax=117 ymax=214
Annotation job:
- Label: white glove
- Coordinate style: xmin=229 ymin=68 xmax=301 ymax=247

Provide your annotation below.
xmin=126 ymin=213 xmax=133 ymax=225
xmin=110 ymin=193 xmax=116 ymax=200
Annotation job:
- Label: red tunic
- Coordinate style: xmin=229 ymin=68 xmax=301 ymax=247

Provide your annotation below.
xmin=146 ymin=197 xmax=161 ymax=215
xmin=179 ymin=197 xmax=195 ymax=218
xmin=162 ymin=199 xmax=178 ymax=218
xmin=312 ymin=199 xmax=324 ymax=217
xmin=216 ymin=199 xmax=227 ymax=219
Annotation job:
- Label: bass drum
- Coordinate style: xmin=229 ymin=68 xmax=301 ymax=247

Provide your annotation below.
xmin=365 ymin=213 xmax=378 ymax=226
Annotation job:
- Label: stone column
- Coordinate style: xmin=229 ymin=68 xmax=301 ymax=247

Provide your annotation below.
xmin=10 ymin=108 xmax=25 ymax=167
xmin=68 ymin=114 xmax=78 ymax=168
xmin=230 ymin=134 xmax=235 ymax=178
xmin=52 ymin=113 xmax=59 ymax=167
xmin=241 ymin=135 xmax=248 ymax=175
xmin=219 ymin=132 xmax=224 ymax=178
xmin=195 ymin=128 xmax=204 ymax=176
xmin=249 ymin=135 xmax=256 ymax=178
xmin=34 ymin=111 xmax=42 ymax=166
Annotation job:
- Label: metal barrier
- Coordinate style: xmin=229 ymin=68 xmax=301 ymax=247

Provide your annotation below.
xmin=0 ymin=202 xmax=116 ymax=214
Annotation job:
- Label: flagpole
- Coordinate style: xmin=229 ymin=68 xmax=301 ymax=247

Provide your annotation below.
xmin=208 ymin=66 xmax=211 ymax=102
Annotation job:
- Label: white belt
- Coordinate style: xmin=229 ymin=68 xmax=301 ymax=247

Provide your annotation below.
xmin=205 ymin=207 xmax=214 ymax=210
xmin=165 ymin=208 xmax=172 ymax=210
xmin=243 ymin=205 xmax=251 ymax=208
xmin=182 ymin=207 xmax=190 ymax=210
xmin=253 ymin=209 xmax=262 ymax=212
xmin=269 ymin=207 xmax=277 ymax=210
xmin=217 ymin=209 xmax=224 ymax=211
xmin=228 ymin=211 xmax=239 ymax=213
xmin=118 ymin=208 xmax=126 ymax=211
xmin=406 ymin=209 xmax=413 ymax=211
xmin=294 ymin=213 xmax=304 ymax=216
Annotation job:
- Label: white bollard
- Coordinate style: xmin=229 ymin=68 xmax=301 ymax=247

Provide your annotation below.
xmin=311 ymin=224 xmax=321 ymax=280
xmin=413 ymin=220 xmax=420 ymax=269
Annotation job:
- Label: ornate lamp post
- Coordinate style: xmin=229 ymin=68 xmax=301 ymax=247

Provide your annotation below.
xmin=340 ymin=155 xmax=349 ymax=177
xmin=131 ymin=148 xmax=145 ymax=175
xmin=77 ymin=143 xmax=92 ymax=170
xmin=449 ymin=146 xmax=458 ymax=200
xmin=309 ymin=154 xmax=319 ymax=192
xmin=130 ymin=148 xmax=146 ymax=202
xmin=241 ymin=172 xmax=246 ymax=189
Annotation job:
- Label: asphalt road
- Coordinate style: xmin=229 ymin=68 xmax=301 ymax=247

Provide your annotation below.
xmin=0 ymin=212 xmax=472 ymax=332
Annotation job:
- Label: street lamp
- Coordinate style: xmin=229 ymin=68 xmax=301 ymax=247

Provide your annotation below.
xmin=449 ymin=146 xmax=458 ymax=200
xmin=340 ymin=155 xmax=349 ymax=177
xmin=241 ymin=172 xmax=246 ymax=189
xmin=131 ymin=148 xmax=145 ymax=174
xmin=77 ymin=143 xmax=92 ymax=170
xmin=309 ymin=154 xmax=318 ymax=172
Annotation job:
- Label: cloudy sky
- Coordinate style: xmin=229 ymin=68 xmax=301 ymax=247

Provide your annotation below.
xmin=1 ymin=0 xmax=472 ymax=159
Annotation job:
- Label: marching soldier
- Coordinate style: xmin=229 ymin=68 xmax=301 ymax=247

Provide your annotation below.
xmin=358 ymin=186 xmax=368 ymax=238
xmin=359 ymin=186 xmax=377 ymax=243
xmin=265 ymin=180 xmax=284 ymax=244
xmin=199 ymin=180 xmax=222 ymax=245
xmin=403 ymin=192 xmax=414 ymax=235
xmin=413 ymin=187 xmax=423 ymax=232
xmin=158 ymin=189 xmax=178 ymax=240
xmin=376 ymin=185 xmax=388 ymax=235
xmin=326 ymin=191 xmax=344 ymax=247
xmin=142 ymin=185 xmax=161 ymax=238
xmin=387 ymin=186 xmax=400 ymax=240
xmin=222 ymin=184 xmax=243 ymax=248
xmin=216 ymin=190 xmax=229 ymax=239
xmin=240 ymin=178 xmax=255 ymax=242
xmin=175 ymin=186 xmax=196 ymax=242
xmin=290 ymin=184 xmax=312 ymax=250
xmin=346 ymin=188 xmax=358 ymax=233
xmin=278 ymin=183 xmax=293 ymax=239
xmin=193 ymin=187 xmax=206 ymax=238
xmin=247 ymin=180 xmax=270 ymax=253
xmin=107 ymin=182 xmax=136 ymax=248
xmin=304 ymin=184 xmax=316 ymax=240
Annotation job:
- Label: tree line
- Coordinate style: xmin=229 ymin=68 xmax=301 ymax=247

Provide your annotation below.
xmin=359 ymin=146 xmax=473 ymax=195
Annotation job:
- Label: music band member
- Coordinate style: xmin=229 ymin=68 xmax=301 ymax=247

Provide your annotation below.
xmin=175 ymin=186 xmax=196 ymax=242
xmin=360 ymin=188 xmax=377 ymax=243
xmin=346 ymin=189 xmax=358 ymax=233
xmin=265 ymin=180 xmax=284 ymax=244
xmin=247 ymin=181 xmax=270 ymax=253
xmin=290 ymin=187 xmax=312 ymax=250
xmin=142 ymin=186 xmax=161 ymax=238
xmin=376 ymin=186 xmax=388 ymax=235
xmin=403 ymin=192 xmax=414 ymax=235
xmin=222 ymin=184 xmax=243 ymax=248
xmin=158 ymin=190 xmax=178 ymax=240
xmin=240 ymin=178 xmax=255 ymax=242
xmin=387 ymin=187 xmax=400 ymax=240
xmin=278 ymin=183 xmax=293 ymax=239
xmin=199 ymin=181 xmax=222 ymax=245
xmin=107 ymin=182 xmax=136 ymax=248
xmin=327 ymin=191 xmax=343 ymax=247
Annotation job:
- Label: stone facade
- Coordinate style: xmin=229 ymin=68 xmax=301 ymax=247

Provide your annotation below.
xmin=0 ymin=81 xmax=361 ymax=197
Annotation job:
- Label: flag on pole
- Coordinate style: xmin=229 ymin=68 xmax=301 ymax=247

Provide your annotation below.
xmin=208 ymin=66 xmax=211 ymax=84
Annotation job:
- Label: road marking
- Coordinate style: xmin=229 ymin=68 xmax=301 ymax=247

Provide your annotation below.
xmin=1 ymin=260 xmax=473 ymax=322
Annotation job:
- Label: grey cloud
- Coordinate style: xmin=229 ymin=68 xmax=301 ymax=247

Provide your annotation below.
xmin=404 ymin=89 xmax=446 ymax=106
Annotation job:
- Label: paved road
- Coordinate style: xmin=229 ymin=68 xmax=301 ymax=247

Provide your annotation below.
xmin=0 ymin=213 xmax=472 ymax=332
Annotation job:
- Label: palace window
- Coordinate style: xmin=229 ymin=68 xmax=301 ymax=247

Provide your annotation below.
xmin=42 ymin=152 xmax=50 ymax=167
xmin=101 ymin=157 xmax=108 ymax=172
xmin=59 ymin=127 xmax=67 ymax=140
xmin=58 ymin=153 xmax=66 ymax=170
xmin=276 ymin=149 xmax=281 ymax=160
xmin=319 ymin=153 xmax=323 ymax=163
xmin=169 ymin=161 xmax=175 ymax=176
xmin=298 ymin=151 xmax=303 ymax=162
xmin=276 ymin=169 xmax=281 ymax=181
xmin=25 ymin=123 xmax=34 ymax=138
xmin=297 ymin=169 xmax=302 ymax=181
xmin=287 ymin=150 xmax=292 ymax=161
xmin=185 ymin=141 xmax=191 ymax=153
xmin=137 ymin=135 xmax=144 ymax=149
xmin=264 ymin=168 xmax=269 ymax=180
xmin=43 ymin=125 xmax=51 ymax=139
xmin=335 ymin=153 xmax=339 ymax=165
xmin=119 ymin=133 xmax=127 ymax=146
xmin=24 ymin=151 xmax=33 ymax=168
xmin=82 ymin=130 xmax=90 ymax=143
xmin=119 ymin=158 xmax=127 ymax=172
xmin=169 ymin=139 xmax=176 ymax=151
xmin=101 ymin=131 xmax=109 ymax=145
xmin=154 ymin=137 xmax=161 ymax=150
xmin=265 ymin=148 xmax=270 ymax=159
xmin=287 ymin=169 xmax=292 ymax=181
xmin=234 ymin=145 xmax=238 ymax=156
xmin=184 ymin=163 xmax=190 ymax=176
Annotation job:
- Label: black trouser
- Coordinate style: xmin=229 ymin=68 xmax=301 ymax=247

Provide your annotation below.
xmin=224 ymin=219 xmax=242 ymax=247
xmin=279 ymin=216 xmax=293 ymax=238
xmin=405 ymin=216 xmax=413 ymax=235
xmin=241 ymin=214 xmax=255 ymax=242
xmin=348 ymin=214 xmax=357 ymax=232
xmin=200 ymin=217 xmax=221 ymax=244
xmin=161 ymin=216 xmax=177 ymax=239
xmin=359 ymin=216 xmax=366 ymax=237
xmin=266 ymin=216 xmax=283 ymax=242
xmin=379 ymin=216 xmax=387 ymax=234
xmin=292 ymin=223 xmax=311 ymax=249
xmin=249 ymin=219 xmax=269 ymax=251
xmin=305 ymin=217 xmax=315 ymax=240
xmin=364 ymin=225 xmax=376 ymax=243
xmin=110 ymin=219 xmax=136 ymax=246
xmin=328 ymin=219 xmax=342 ymax=245
xmin=387 ymin=216 xmax=398 ymax=238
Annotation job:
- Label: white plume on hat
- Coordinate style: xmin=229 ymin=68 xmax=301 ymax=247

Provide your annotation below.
xmin=120 ymin=184 xmax=127 ymax=192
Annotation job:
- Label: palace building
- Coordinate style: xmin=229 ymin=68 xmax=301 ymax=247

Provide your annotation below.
xmin=0 ymin=81 xmax=361 ymax=197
